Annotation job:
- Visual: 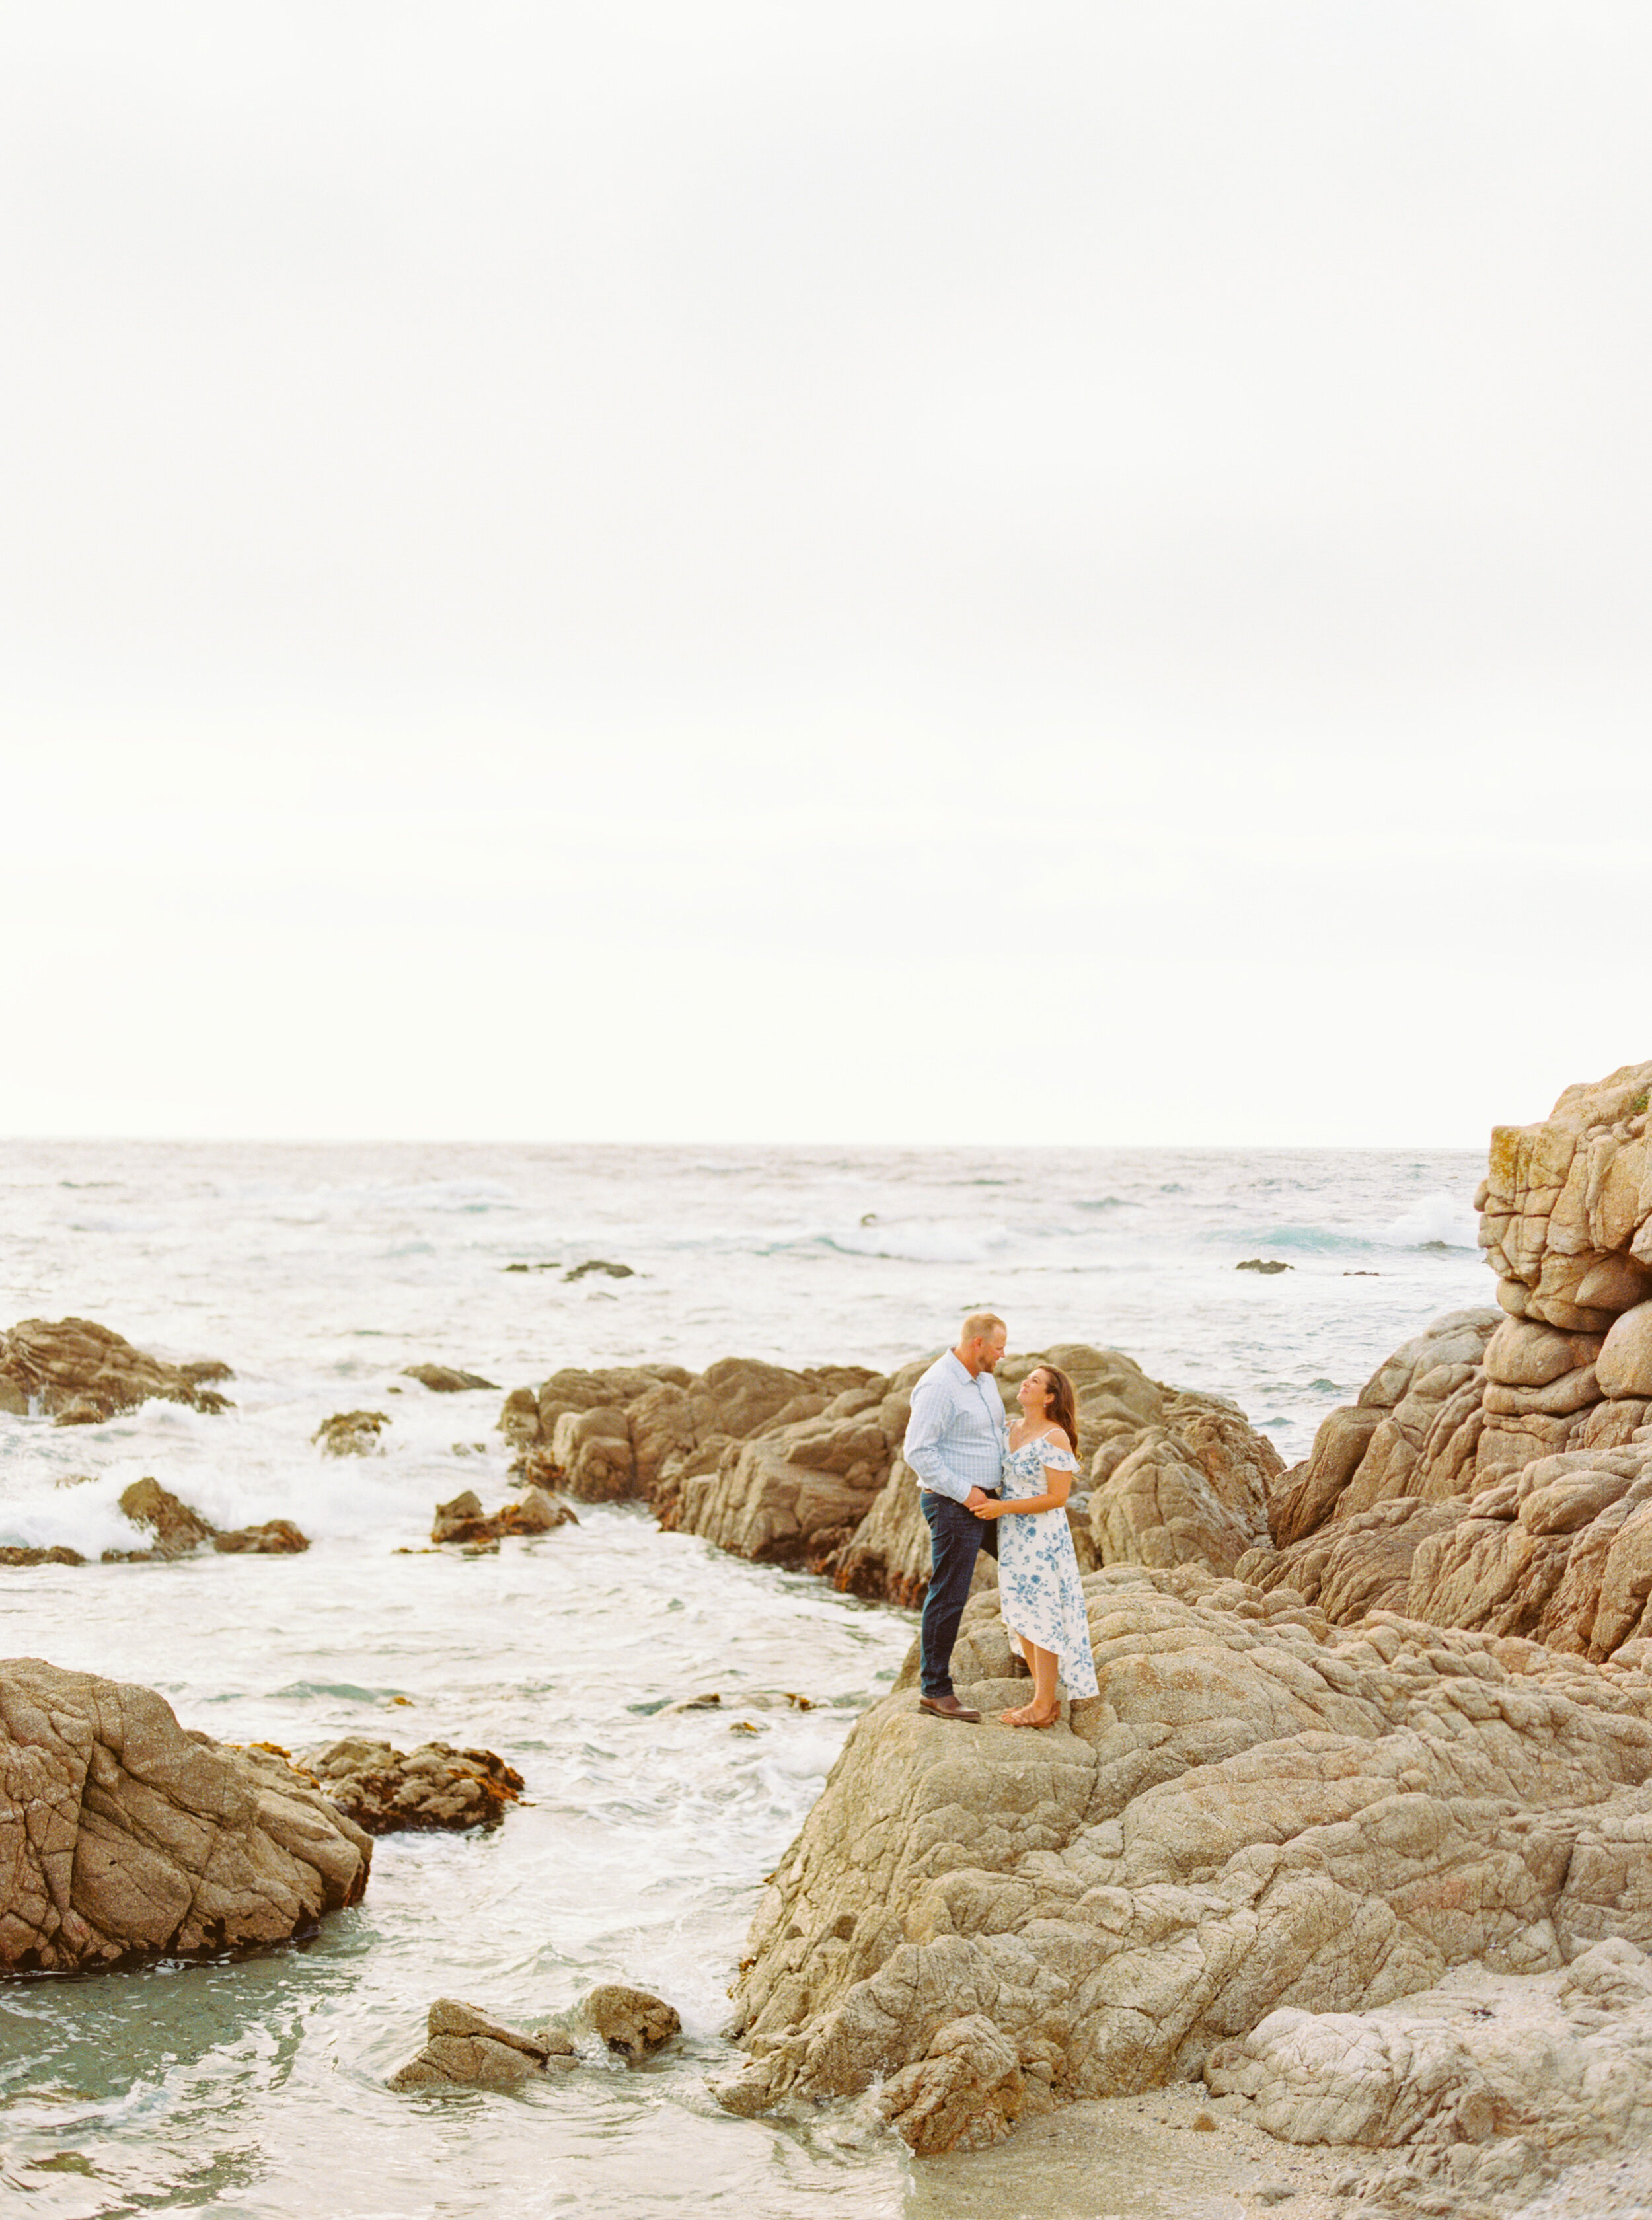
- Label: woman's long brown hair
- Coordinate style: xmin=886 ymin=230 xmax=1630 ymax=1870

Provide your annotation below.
xmin=1030 ymin=1364 xmax=1079 ymax=1454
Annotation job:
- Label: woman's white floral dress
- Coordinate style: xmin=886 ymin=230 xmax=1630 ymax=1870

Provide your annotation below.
xmin=996 ymin=1435 xmax=1100 ymax=1699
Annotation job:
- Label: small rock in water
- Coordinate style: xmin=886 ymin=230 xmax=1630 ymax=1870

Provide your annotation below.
xmin=102 ymin=1479 xmax=309 ymax=1561
xmin=211 ymin=1519 xmax=309 ymax=1555
xmin=430 ymin=1485 xmax=576 ymax=1545
xmin=0 ymin=1544 xmax=85 ymax=1567
xmin=576 ymin=1984 xmax=681 ymax=2060
xmin=389 ymin=1999 xmax=576 ymax=2092
xmin=313 ymin=1409 xmax=391 ymax=1456
xmin=1236 ymin=1258 xmax=1292 ymax=1275
xmin=563 ymin=1259 xmax=634 ymax=1282
xmin=301 ymin=1738 xmax=525 ymax=1834
xmin=401 ymin=1364 xmax=499 ymax=1393
xmin=0 ymin=1315 xmax=233 ymax=1422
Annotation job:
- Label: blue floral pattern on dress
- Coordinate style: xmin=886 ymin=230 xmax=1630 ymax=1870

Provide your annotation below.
xmin=996 ymin=1436 xmax=1099 ymax=1700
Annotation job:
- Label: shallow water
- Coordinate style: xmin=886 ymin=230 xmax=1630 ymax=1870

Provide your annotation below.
xmin=0 ymin=1140 xmax=1492 ymax=2216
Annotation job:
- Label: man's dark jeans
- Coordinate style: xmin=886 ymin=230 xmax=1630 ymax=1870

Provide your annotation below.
xmin=919 ymin=1490 xmax=998 ymax=1699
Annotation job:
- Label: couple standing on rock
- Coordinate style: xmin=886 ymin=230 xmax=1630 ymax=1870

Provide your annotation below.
xmin=905 ymin=1313 xmax=1099 ymax=1726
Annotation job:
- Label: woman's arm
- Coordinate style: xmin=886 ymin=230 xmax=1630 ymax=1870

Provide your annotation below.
xmin=973 ymin=1435 xmax=1074 ymax=1517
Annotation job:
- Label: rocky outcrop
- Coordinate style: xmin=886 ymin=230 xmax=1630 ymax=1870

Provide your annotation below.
xmin=494 ymin=1343 xmax=1283 ymax=1604
xmin=299 ymin=1738 xmax=524 ymax=1833
xmin=1 ymin=1658 xmax=371 ymax=1971
xmin=831 ymin=1346 xmax=1279 ymax=1606
xmin=401 ymin=1364 xmax=498 ymax=1393
xmin=0 ymin=1317 xmax=233 ymax=1424
xmin=313 ymin=1409 xmax=391 ymax=1456
xmin=102 ymin=1479 xmax=309 ymax=1561
xmin=389 ymin=1999 xmax=576 ymax=2090
xmin=430 ymin=1485 xmax=575 ymax=1545
xmin=1245 ymin=1065 xmax=1652 ymax=1664
xmin=718 ymin=1563 xmax=1652 ymax=2158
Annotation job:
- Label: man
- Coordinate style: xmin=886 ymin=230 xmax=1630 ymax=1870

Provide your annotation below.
xmin=903 ymin=1312 xmax=1008 ymax=1722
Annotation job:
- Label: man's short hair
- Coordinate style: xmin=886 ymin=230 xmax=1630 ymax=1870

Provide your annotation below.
xmin=961 ymin=1312 xmax=1006 ymax=1343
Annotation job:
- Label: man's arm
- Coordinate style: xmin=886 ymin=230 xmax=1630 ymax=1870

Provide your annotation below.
xmin=903 ymin=1378 xmax=975 ymax=1504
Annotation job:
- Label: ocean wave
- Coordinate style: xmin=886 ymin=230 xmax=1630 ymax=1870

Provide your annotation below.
xmin=812 ymin=1221 xmax=1010 ymax=1267
xmin=1382 ymin=1191 xmax=1480 ymax=1252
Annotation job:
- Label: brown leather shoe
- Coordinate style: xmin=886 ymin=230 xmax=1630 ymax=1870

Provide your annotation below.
xmin=917 ymin=1693 xmax=981 ymax=1722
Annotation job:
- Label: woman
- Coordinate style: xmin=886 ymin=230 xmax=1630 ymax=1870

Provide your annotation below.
xmin=973 ymin=1362 xmax=1099 ymax=1726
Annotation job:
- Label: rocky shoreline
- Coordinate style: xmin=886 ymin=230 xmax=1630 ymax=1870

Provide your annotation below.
xmin=5 ymin=1058 xmax=1652 ymax=2211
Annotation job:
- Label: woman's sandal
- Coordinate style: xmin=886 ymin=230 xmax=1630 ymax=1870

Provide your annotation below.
xmin=999 ymin=1703 xmax=1062 ymax=1728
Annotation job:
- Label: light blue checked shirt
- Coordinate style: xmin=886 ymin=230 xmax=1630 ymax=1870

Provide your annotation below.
xmin=903 ymin=1350 xmax=1008 ymax=1506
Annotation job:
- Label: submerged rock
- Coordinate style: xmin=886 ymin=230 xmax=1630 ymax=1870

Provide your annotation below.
xmin=401 ymin=1364 xmax=499 ymax=1393
xmin=0 ymin=1658 xmax=371 ymax=1971
xmin=1237 ymin=1259 xmax=1293 ymax=1274
xmin=313 ymin=1409 xmax=392 ymax=1456
xmin=389 ymin=1999 xmax=576 ymax=2090
xmin=564 ymin=1259 xmax=635 ymax=1282
xmin=0 ymin=1316 xmax=233 ymax=1423
xmin=301 ymin=1737 xmax=525 ymax=1833
xmin=430 ymin=1485 xmax=576 ymax=1545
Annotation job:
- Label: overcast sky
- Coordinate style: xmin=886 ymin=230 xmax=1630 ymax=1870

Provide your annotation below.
xmin=2 ymin=1 xmax=1647 ymax=1146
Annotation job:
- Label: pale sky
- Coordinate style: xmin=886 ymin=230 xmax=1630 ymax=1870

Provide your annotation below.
xmin=3 ymin=2 xmax=1647 ymax=1146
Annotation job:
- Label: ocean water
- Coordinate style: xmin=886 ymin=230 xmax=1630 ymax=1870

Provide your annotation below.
xmin=0 ymin=1140 xmax=1493 ymax=2219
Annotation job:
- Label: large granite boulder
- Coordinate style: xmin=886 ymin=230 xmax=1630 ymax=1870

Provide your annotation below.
xmin=389 ymin=1998 xmax=576 ymax=2090
xmin=1246 ymin=1068 xmax=1652 ymax=1664
xmin=1478 ymin=1060 xmax=1652 ymax=1330
xmin=717 ymin=1564 xmax=1652 ymax=2163
xmin=498 ymin=1354 xmax=882 ymax=1512
xmin=1 ymin=1659 xmax=371 ymax=1971
xmin=0 ymin=1317 xmax=233 ymax=1424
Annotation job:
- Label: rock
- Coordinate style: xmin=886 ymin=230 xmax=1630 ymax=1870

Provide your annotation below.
xmin=0 ymin=1545 xmax=85 ymax=1567
xmin=577 ymin=1983 xmax=681 ymax=2058
xmin=550 ymin=1405 xmax=636 ymax=1500
xmin=0 ymin=1316 xmax=233 ymax=1423
xmin=875 ymin=2012 xmax=1027 ymax=2153
xmin=498 ymin=1386 xmax=542 ymax=1450
xmin=564 ymin=1259 xmax=635 ymax=1281
xmin=1206 ymin=1937 xmax=1652 ymax=2175
xmin=300 ymin=1738 xmax=524 ymax=1833
xmin=1599 ymin=1300 xmax=1652 ymax=1400
xmin=102 ymin=1479 xmax=310 ymax=1561
xmin=721 ymin=1566 xmax=1652 ymax=2147
xmin=1090 ymin=1398 xmax=1281 ymax=1576
xmin=0 ymin=1658 xmax=370 ymax=1970
xmin=401 ymin=1364 xmax=499 ymax=1393
xmin=1237 ymin=1259 xmax=1293 ymax=1275
xmin=212 ymin=1520 xmax=311 ymax=1555
xmin=430 ymin=1486 xmax=576 ymax=1545
xmin=389 ymin=1999 xmax=576 ymax=2091
xmin=1479 ymin=1061 xmax=1652 ymax=1330
xmin=313 ymin=1409 xmax=391 ymax=1456
xmin=116 ymin=1477 xmax=217 ymax=1558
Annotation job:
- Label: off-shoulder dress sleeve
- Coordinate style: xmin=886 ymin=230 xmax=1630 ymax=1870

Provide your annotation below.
xmin=1037 ymin=1442 xmax=1078 ymax=1472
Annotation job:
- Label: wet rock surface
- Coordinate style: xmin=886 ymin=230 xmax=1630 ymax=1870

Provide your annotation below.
xmin=0 ymin=1658 xmax=371 ymax=1971
xmin=300 ymin=1737 xmax=525 ymax=1833
xmin=576 ymin=1983 xmax=681 ymax=2059
xmin=389 ymin=1999 xmax=576 ymax=2090
xmin=103 ymin=1479 xmax=309 ymax=1562
xmin=0 ymin=1317 xmax=233 ymax=1424
xmin=313 ymin=1409 xmax=393 ymax=1456
xmin=401 ymin=1364 xmax=498 ymax=1393
xmin=430 ymin=1485 xmax=576 ymax=1545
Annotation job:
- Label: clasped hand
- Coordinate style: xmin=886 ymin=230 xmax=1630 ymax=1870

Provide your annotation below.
xmin=967 ymin=1488 xmax=1005 ymax=1520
